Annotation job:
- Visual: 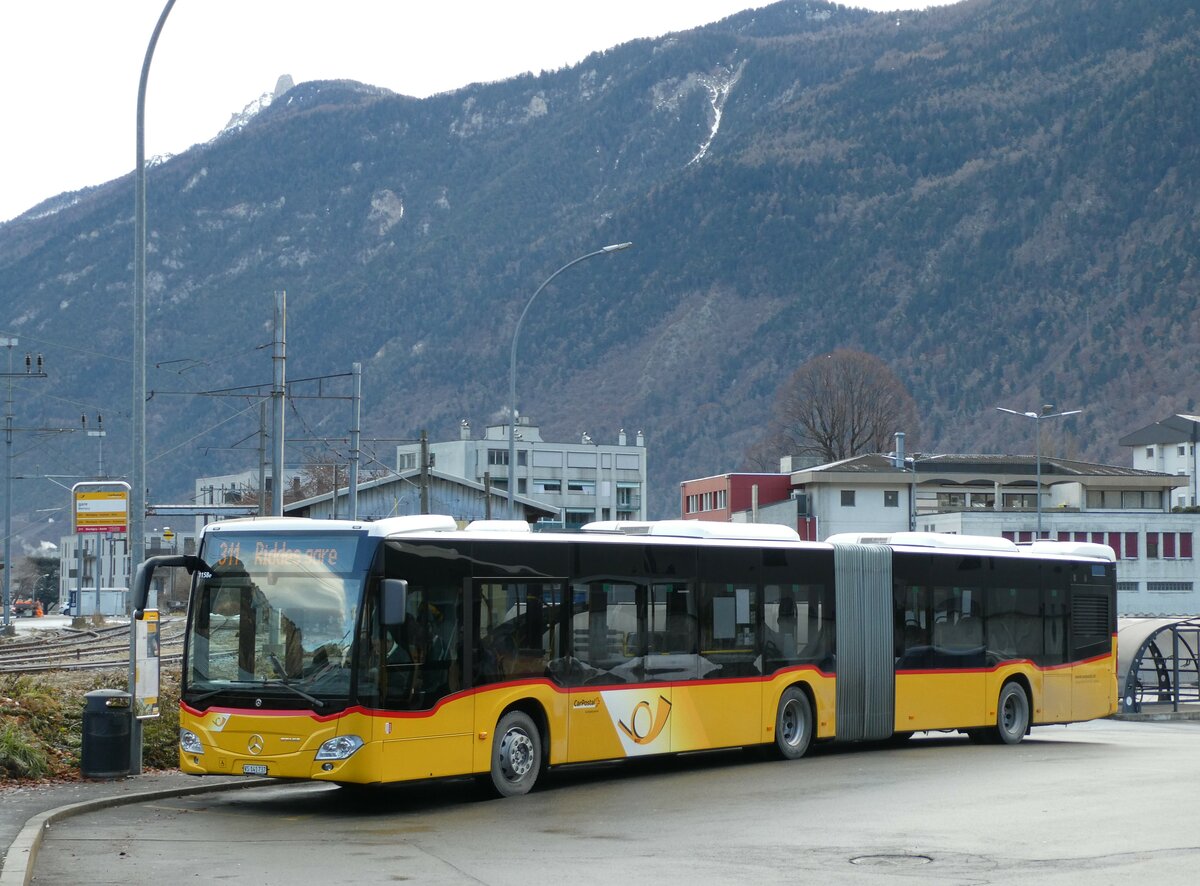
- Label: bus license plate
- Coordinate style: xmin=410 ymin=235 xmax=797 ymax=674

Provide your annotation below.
xmin=242 ymin=764 xmax=268 ymax=776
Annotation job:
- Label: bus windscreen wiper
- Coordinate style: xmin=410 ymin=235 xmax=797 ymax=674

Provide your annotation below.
xmin=260 ymin=679 xmax=326 ymax=708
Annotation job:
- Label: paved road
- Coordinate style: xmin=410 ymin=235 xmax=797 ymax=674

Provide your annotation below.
xmin=29 ymin=719 xmax=1200 ymax=884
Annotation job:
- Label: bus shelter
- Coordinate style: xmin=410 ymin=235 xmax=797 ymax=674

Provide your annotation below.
xmin=1118 ymin=617 xmax=1200 ymax=713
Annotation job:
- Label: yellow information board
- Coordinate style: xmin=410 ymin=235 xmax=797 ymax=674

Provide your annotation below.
xmin=74 ymin=489 xmax=129 ymax=534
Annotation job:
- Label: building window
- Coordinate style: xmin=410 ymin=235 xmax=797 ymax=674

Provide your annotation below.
xmin=1107 ymin=532 xmax=1123 ymax=560
xmin=564 ymin=509 xmax=594 ymax=528
xmin=936 ymin=492 xmax=965 ymax=509
xmin=1146 ymin=532 xmax=1193 ymax=560
xmin=1003 ymin=493 xmax=1037 ymax=510
xmin=533 ymin=450 xmax=563 ymax=468
xmin=1117 ymin=581 xmax=1139 ymax=592
xmin=1148 ymin=581 xmax=1193 ymax=593
xmin=517 ymin=450 xmax=528 ymax=467
xmin=840 ymin=490 xmax=855 ymax=507
xmin=398 ymin=452 xmax=417 ymax=470
xmin=567 ymin=481 xmax=596 ymax=495
xmin=1179 ymin=445 xmax=1187 ymax=457
xmin=1089 ymin=489 xmax=1158 ymax=509
xmin=1146 ymin=446 xmax=1155 ymax=458
xmin=534 ymin=480 xmax=561 ymax=494
xmin=884 ymin=491 xmax=899 ymax=508
xmin=1125 ymin=532 xmax=1139 ymax=559
xmin=487 ymin=448 xmax=509 ymax=466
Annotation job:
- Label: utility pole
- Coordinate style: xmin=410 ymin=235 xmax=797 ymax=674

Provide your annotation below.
xmin=257 ymin=401 xmax=268 ymax=516
xmin=272 ymin=291 xmax=286 ymax=517
xmin=2 ymin=339 xmax=48 ymax=635
xmin=82 ymin=414 xmax=106 ymax=477
xmin=348 ymin=363 xmax=361 ymax=519
xmin=419 ymin=430 xmax=430 ymax=515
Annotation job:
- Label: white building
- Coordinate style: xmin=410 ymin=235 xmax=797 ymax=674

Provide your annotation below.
xmin=58 ymin=527 xmax=197 ymax=615
xmin=1119 ymin=413 xmax=1200 ymax=509
xmin=396 ymin=419 xmax=648 ymax=528
xmin=706 ymin=453 xmax=1195 ymax=617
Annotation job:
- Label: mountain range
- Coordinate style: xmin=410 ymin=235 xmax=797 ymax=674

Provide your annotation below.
xmin=1 ymin=0 xmax=1197 ymax=526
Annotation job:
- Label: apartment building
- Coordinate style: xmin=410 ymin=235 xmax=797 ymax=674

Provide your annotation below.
xmin=396 ymin=419 xmax=647 ymax=528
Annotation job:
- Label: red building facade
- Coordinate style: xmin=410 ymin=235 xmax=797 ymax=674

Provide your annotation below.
xmin=680 ymin=473 xmax=794 ymax=523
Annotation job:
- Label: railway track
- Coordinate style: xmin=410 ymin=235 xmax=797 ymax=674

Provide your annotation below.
xmin=0 ymin=618 xmax=185 ymax=674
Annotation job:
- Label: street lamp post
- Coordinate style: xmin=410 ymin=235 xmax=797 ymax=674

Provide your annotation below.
xmin=130 ymin=0 xmax=177 ymax=775
xmin=507 ymin=242 xmax=633 ymax=516
xmin=134 ymin=0 xmax=177 ymax=591
xmin=997 ymin=404 xmax=1082 ymax=538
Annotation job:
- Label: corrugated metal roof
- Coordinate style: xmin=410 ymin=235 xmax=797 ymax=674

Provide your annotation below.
xmin=1118 ymin=414 xmax=1200 ymax=446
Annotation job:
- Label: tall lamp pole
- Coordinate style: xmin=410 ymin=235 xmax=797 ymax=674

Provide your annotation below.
xmin=507 ymin=242 xmax=633 ymax=517
xmin=133 ymin=0 xmax=177 ymax=587
xmin=997 ymin=404 xmax=1082 ymax=538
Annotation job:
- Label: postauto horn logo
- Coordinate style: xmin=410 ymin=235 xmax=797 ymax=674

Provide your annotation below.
xmin=618 ymin=695 xmax=672 ymax=745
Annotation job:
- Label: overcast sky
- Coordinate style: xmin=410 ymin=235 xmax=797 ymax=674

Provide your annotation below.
xmin=0 ymin=1 xmax=956 ymax=223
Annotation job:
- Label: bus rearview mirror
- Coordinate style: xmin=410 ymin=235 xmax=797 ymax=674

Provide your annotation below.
xmin=381 ymin=579 xmax=408 ymax=626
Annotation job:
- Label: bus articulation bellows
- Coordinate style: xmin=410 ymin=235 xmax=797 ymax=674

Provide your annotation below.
xmin=151 ymin=517 xmax=1117 ymax=797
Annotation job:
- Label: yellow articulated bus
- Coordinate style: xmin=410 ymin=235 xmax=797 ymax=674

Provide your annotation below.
xmin=143 ymin=516 xmax=1116 ymax=797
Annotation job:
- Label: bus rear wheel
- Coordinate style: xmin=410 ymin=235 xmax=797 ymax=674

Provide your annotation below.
xmin=774 ymin=687 xmax=813 ymax=760
xmin=490 ymin=710 xmax=542 ymax=797
xmin=994 ymin=682 xmax=1030 ymax=745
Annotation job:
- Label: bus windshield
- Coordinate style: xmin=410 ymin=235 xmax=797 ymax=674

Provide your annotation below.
xmin=184 ymin=531 xmax=370 ymax=710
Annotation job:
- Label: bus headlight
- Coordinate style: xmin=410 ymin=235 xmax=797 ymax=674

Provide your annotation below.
xmin=315 ymin=735 xmax=364 ymax=760
xmin=179 ymin=729 xmax=204 ymax=755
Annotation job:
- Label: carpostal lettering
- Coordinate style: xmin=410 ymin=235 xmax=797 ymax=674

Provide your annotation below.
xmin=254 ymin=540 xmax=339 ymax=568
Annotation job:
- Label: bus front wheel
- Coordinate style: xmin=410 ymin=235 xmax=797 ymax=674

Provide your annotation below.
xmin=774 ymin=687 xmax=813 ymax=760
xmin=490 ymin=710 xmax=542 ymax=797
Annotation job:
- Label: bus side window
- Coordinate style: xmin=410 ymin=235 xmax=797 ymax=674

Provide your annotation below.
xmin=765 ymin=583 xmax=831 ymax=672
xmin=699 ymin=583 xmax=758 ymax=678
xmin=476 ymin=581 xmax=559 ymax=685
xmin=568 ymin=582 xmax=639 ymax=685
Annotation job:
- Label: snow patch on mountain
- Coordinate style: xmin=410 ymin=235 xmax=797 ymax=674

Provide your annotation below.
xmin=220 ymin=75 xmax=295 ymax=137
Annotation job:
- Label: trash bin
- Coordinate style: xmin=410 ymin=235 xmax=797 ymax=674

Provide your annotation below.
xmin=81 ymin=689 xmax=131 ymax=779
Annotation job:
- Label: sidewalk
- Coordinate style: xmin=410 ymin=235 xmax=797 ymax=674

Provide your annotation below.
xmin=0 ymin=771 xmax=266 ymax=885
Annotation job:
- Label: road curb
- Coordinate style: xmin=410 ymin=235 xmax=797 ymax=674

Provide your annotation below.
xmin=0 ymin=778 xmax=270 ymax=886
xmin=1110 ymin=710 xmax=1200 ymax=721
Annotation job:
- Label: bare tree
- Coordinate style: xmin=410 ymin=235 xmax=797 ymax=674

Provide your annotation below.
xmin=294 ymin=453 xmax=343 ymax=501
xmin=753 ymin=349 xmax=920 ymax=466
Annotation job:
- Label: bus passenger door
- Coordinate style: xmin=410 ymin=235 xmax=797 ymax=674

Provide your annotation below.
xmin=674 ymin=581 xmax=761 ymax=752
xmin=1040 ymin=585 xmax=1071 ymax=722
xmin=566 ymin=581 xmax=668 ymax=763
xmin=374 ymin=581 xmax=473 ymax=782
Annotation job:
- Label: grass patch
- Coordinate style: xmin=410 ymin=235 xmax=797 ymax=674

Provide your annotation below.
xmin=0 ymin=668 xmax=181 ymax=784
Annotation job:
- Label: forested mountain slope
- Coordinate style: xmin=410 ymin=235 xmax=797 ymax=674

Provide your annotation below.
xmin=1 ymin=0 xmax=1196 ymax=518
